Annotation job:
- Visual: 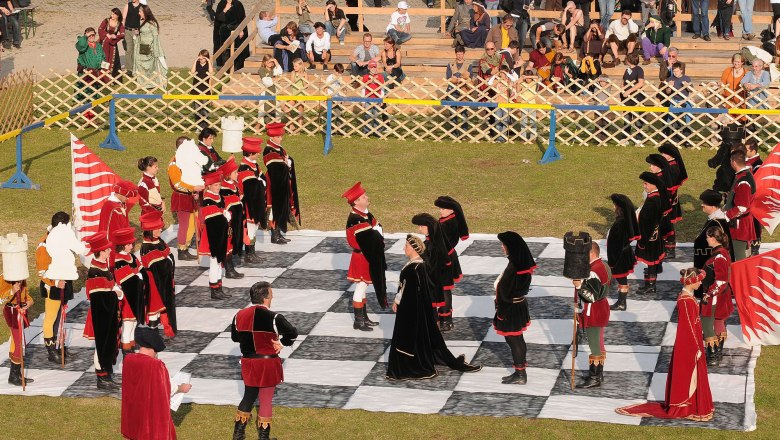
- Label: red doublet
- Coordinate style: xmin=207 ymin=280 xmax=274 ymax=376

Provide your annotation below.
xmin=726 ymin=168 xmax=756 ymax=242
xmin=579 ymin=259 xmax=611 ymax=328
xmin=98 ymin=198 xmax=130 ymax=238
xmin=121 ymin=353 xmax=177 ymax=440
xmin=198 ymin=190 xmax=226 ymax=257
xmin=234 ymin=305 xmax=284 ymax=387
xmin=113 ymin=252 xmax=140 ymax=321
xmin=168 ymin=155 xmax=196 ymax=213
xmin=137 ymin=172 xmax=162 ymax=214
xmin=701 ymin=246 xmax=735 ymax=319
xmin=140 ymin=243 xmax=169 ymax=319
xmin=346 ymin=208 xmax=376 ymax=283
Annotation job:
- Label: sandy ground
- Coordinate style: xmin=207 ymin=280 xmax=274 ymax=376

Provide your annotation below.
xmin=0 ymin=0 xmax=440 ymax=77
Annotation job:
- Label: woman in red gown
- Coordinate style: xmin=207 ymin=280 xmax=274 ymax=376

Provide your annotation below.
xmin=616 ymin=267 xmax=714 ymax=422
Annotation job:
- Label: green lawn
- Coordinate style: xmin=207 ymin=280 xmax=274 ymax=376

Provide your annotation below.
xmin=0 ymin=129 xmax=776 ymax=439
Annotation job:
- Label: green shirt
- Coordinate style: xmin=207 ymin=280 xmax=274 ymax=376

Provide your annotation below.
xmin=76 ymin=35 xmax=106 ymax=70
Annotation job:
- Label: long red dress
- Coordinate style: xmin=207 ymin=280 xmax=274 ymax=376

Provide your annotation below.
xmin=616 ymin=290 xmax=714 ymax=421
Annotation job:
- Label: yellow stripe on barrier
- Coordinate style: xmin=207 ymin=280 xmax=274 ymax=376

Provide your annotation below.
xmin=498 ymin=103 xmax=554 ymax=110
xmin=163 ymin=94 xmax=219 ymax=100
xmin=44 ymin=112 xmax=71 ymax=126
xmin=0 ymin=128 xmax=22 ymax=144
xmin=276 ymin=95 xmax=328 ymax=101
xmin=92 ymin=95 xmax=113 ymax=106
xmin=610 ymin=105 xmax=668 ymax=113
xmin=728 ymin=108 xmax=780 ymax=115
xmin=383 ymin=98 xmax=441 ymax=106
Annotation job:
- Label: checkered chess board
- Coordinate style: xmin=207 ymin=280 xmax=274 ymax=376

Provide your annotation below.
xmin=0 ymin=230 xmax=763 ymax=431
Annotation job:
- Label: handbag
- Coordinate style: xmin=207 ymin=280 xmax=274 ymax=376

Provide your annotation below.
xmin=139 ymin=43 xmax=152 ymax=56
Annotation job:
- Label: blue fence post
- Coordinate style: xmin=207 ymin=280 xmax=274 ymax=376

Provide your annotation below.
xmin=323 ymin=99 xmax=334 ymax=155
xmin=1 ymin=134 xmax=40 ymax=190
xmin=99 ymin=98 xmax=125 ymax=151
xmin=539 ymin=108 xmax=561 ymax=165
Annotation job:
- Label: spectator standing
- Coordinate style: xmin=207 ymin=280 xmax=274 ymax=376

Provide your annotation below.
xmin=640 ymin=15 xmax=670 ymax=65
xmin=123 ymin=0 xmax=143 ymax=75
xmin=257 ymin=55 xmax=283 ymax=126
xmin=214 ymin=0 xmax=250 ymax=70
xmin=517 ymin=70 xmax=538 ymax=142
xmin=715 ymin=0 xmax=734 ymax=40
xmin=740 ymin=58 xmax=770 ymax=108
xmin=639 ymin=0 xmax=658 ymax=34
xmin=603 ymin=10 xmax=639 ymax=67
xmin=387 ymin=2 xmax=413 ymax=45
xmin=133 ymin=5 xmax=168 ymax=90
xmin=296 ymin=0 xmax=315 ymax=35
xmin=285 ymin=58 xmax=308 ymax=117
xmin=269 ymin=21 xmax=307 ymax=72
xmin=490 ymin=66 xmax=515 ymax=142
xmin=506 ymin=0 xmax=534 ymax=53
xmin=486 ymin=0 xmax=500 ymax=26
xmin=191 ymin=49 xmax=214 ymax=129
xmin=381 ymin=36 xmax=405 ymax=86
xmin=737 ymin=0 xmax=755 ymax=40
xmin=445 ymin=45 xmax=473 ymax=134
xmin=529 ymin=19 xmax=564 ymax=51
xmin=448 ymin=0 xmax=475 ymax=41
xmin=256 ymin=11 xmax=278 ymax=46
xmin=346 ymin=0 xmax=366 ymax=32
xmin=306 ymin=22 xmax=331 ymax=71
xmin=325 ymin=0 xmax=347 ymax=45
xmin=618 ymin=53 xmax=645 ymax=145
xmin=598 ymin=0 xmax=616 ymax=32
xmin=663 ymin=62 xmax=692 ymax=138
xmin=362 ymin=60 xmax=386 ymax=135
xmin=325 ymin=62 xmax=346 ymax=96
xmin=349 ymin=33 xmax=381 ymax=76
xmin=691 ymin=0 xmax=711 ymax=40
xmin=458 ymin=0 xmax=491 ymax=48
xmin=75 ymin=27 xmax=107 ymax=102
xmin=772 ymin=0 xmax=780 ymax=35
xmin=487 ymin=14 xmax=519 ymax=50
xmin=99 ymin=8 xmax=126 ymax=78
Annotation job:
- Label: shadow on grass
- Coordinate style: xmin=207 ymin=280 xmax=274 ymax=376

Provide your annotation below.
xmin=172 ymin=403 xmax=194 ymax=427
xmin=587 ymin=206 xmax=614 ymax=237
xmin=0 ymin=129 xmax=102 ymax=174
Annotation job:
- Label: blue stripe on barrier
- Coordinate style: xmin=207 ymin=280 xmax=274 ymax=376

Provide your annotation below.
xmin=332 ymin=96 xmax=384 ymax=104
xmin=669 ymin=107 xmax=728 ymax=114
xmin=218 ymin=95 xmax=270 ymax=101
xmin=440 ymin=100 xmax=497 ymax=108
xmin=21 ymin=121 xmax=45 ymax=133
xmin=555 ymin=104 xmax=611 ymax=112
xmin=69 ymin=103 xmax=91 ymax=116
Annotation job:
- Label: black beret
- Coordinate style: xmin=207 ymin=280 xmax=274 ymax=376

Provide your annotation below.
xmin=639 ymin=171 xmax=664 ymax=188
xmin=645 ymin=153 xmax=668 ymax=169
xmin=699 ymin=189 xmax=723 ymax=207
xmin=135 ymin=325 xmax=166 ymax=352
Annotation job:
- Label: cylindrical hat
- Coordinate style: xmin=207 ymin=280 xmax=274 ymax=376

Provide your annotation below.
xmin=203 ymin=171 xmax=223 ymax=186
xmin=110 ymin=227 xmax=136 ymax=246
xmin=219 ymin=156 xmax=239 ymax=177
xmin=113 ymin=180 xmax=139 ymax=198
xmin=0 ymin=233 xmax=29 ymax=282
xmin=266 ymin=122 xmax=286 ymax=137
xmin=140 ymin=211 xmax=165 ymax=231
xmin=242 ymin=137 xmax=264 ymax=153
xmin=85 ymin=232 xmax=112 ymax=255
xmin=342 ymin=182 xmax=366 ymax=204
xmin=220 ymin=116 xmax=245 ymax=153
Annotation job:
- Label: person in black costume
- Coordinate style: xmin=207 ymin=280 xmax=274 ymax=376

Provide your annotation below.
xmin=263 ymin=122 xmax=301 ymax=244
xmin=140 ymin=211 xmax=177 ymax=337
xmin=646 ymin=153 xmax=676 ymax=260
xmin=694 ymin=190 xmax=733 ymax=299
xmin=386 ymin=234 xmax=481 ymax=381
xmin=411 ymin=213 xmax=451 ymax=328
xmin=708 ymin=125 xmax=746 ymax=194
xmin=213 ymin=0 xmax=251 ymax=69
xmin=658 ymin=143 xmax=688 ymax=259
xmin=494 ymin=231 xmax=537 ymax=385
xmin=607 ymin=193 xmax=639 ymax=311
xmin=636 ymin=172 xmax=669 ymax=295
xmin=433 ymin=195 xmax=469 ymax=331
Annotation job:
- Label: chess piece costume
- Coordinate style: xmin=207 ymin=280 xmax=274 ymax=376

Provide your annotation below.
xmin=494 ymin=231 xmax=537 ymax=385
xmin=636 ymin=172 xmax=670 ymax=295
xmin=746 ymin=152 xmax=763 ymax=256
xmin=723 ymin=165 xmax=756 ymax=261
xmin=617 ymin=270 xmax=714 ymax=421
xmin=238 ymin=138 xmax=268 ymax=263
xmin=606 ymin=194 xmax=639 ymax=311
xmin=701 ymin=245 xmax=734 ymax=366
xmin=169 ymin=141 xmax=204 ymax=259
xmin=658 ymin=144 xmax=689 ymax=258
xmin=197 ymin=138 xmax=223 ymax=173
xmin=411 ymin=213 xmax=452 ymax=315
xmin=98 ymin=180 xmax=138 ymax=238
xmin=110 ymin=227 xmax=146 ymax=352
xmin=0 ymin=233 xmax=35 ymax=387
xmin=434 ymin=196 xmax=469 ymax=330
xmin=576 ymin=258 xmax=611 ymax=388
xmin=647 ymin=154 xmax=677 ymax=260
xmin=263 ymin=123 xmax=301 ymax=243
xmin=198 ymin=171 xmax=231 ymax=299
xmin=231 ymin=304 xmax=298 ymax=440
xmin=137 ymin=171 xmax=164 ymax=215
xmin=386 ymin=235 xmax=481 ymax=380
xmin=140 ymin=211 xmax=177 ymax=337
xmin=219 ymin=157 xmax=245 ymax=279
xmin=343 ymin=182 xmax=388 ymax=331
xmin=693 ymin=191 xmax=733 ymax=304
xmin=82 ymin=233 xmax=123 ymax=389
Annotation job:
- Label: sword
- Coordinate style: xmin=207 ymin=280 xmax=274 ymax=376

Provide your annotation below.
xmin=17 ymin=302 xmax=27 ymax=391
xmin=58 ymin=301 xmax=68 ymax=368
xmin=571 ymin=287 xmax=580 ymax=391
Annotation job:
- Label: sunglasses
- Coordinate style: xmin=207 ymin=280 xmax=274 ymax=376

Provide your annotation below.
xmin=486 ymin=47 xmax=496 ymax=51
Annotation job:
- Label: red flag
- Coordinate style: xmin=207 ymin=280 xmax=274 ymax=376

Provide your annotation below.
xmin=751 ymin=143 xmax=780 ymax=235
xmin=70 ymin=134 xmax=120 ymax=240
xmin=731 ymin=248 xmax=780 ymax=346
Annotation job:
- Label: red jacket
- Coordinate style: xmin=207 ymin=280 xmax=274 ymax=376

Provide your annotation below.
xmin=725 ymin=167 xmax=756 ymax=242
xmin=98 ymin=196 xmax=130 ymax=238
xmin=580 ymin=258 xmax=610 ymax=328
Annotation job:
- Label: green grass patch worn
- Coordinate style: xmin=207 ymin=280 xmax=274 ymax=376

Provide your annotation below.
xmin=0 ymin=129 xmax=777 ymax=438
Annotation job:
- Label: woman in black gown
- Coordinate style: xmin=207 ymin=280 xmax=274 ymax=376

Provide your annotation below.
xmin=213 ymin=0 xmax=250 ymax=70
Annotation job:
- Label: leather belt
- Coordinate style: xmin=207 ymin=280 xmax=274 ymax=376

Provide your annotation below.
xmin=244 ymin=354 xmax=279 ymax=359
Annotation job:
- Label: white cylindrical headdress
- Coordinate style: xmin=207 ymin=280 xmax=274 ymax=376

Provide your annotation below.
xmin=221 ymin=116 xmax=245 ymax=153
xmin=0 ymin=233 xmax=29 ymax=282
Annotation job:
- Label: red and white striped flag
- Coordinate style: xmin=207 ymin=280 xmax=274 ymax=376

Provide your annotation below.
xmin=731 ymin=248 xmax=780 ymax=345
xmin=70 ymin=134 xmax=120 ymax=241
xmin=752 ymin=143 xmax=780 ymax=235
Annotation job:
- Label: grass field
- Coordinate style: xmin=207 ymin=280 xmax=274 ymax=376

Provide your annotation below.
xmin=0 ymin=129 xmax=777 ymax=439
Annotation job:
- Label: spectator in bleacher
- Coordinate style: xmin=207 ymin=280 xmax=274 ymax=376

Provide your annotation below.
xmin=582 ymin=19 xmax=604 ymax=61
xmin=640 ymin=15 xmax=669 ymax=66
xmin=350 ymin=33 xmax=381 ymax=76
xmin=214 ymin=0 xmax=251 ymax=70
xmin=598 ymin=0 xmax=616 ymax=32
xmin=773 ymin=0 xmax=780 ymax=36
xmin=690 ymin=0 xmax=711 ymax=41
xmin=505 ymin=0 xmax=533 ymax=54
xmin=603 ymin=10 xmax=638 ymax=67
xmin=75 ymin=27 xmax=107 ymax=101
xmin=256 ymin=55 xmax=283 ymax=126
xmin=486 ymin=14 xmax=519 ymax=51
xmin=325 ymin=0 xmax=347 ymax=45
xmin=618 ymin=53 xmax=646 ymax=145
xmin=134 ymin=5 xmax=168 ymax=89
xmin=269 ymin=21 xmax=307 ymax=72
xmin=529 ymin=20 xmax=564 ymax=52
xmin=0 ymin=2 xmax=22 ymax=50
xmin=720 ymin=52 xmax=747 ymax=106
xmin=737 ymin=0 xmax=755 ymax=40
xmin=306 ymin=22 xmax=331 ymax=71
xmin=387 ymin=1 xmax=413 ymax=45
xmin=99 ymin=8 xmax=126 ymax=78
xmin=560 ymin=1 xmax=583 ymax=52
xmin=381 ymin=36 xmax=405 ymax=86
xmin=296 ymin=0 xmax=315 ymax=35
xmin=446 ymin=45 xmax=473 ymax=133
xmin=715 ymin=0 xmax=734 ymax=40
xmin=458 ymin=0 xmax=491 ymax=49
xmin=478 ymin=41 xmax=507 ymax=81
xmin=659 ymin=46 xmax=681 ymax=81
xmin=499 ymin=40 xmax=523 ymax=76
xmin=741 ymin=58 xmax=770 ymax=108
xmin=638 ymin=0 xmax=658 ymax=34
xmin=346 ymin=0 xmax=367 ymax=32
xmin=362 ymin=60 xmax=385 ymax=135
xmin=527 ymin=41 xmax=552 ymax=81
xmin=448 ymin=0 xmax=474 ymax=43
xmin=256 ymin=11 xmax=278 ymax=46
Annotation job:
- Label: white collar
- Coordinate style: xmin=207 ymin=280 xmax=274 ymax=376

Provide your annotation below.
xmin=708 ymin=209 xmax=726 ymax=220
xmin=108 ymin=194 xmax=121 ymax=203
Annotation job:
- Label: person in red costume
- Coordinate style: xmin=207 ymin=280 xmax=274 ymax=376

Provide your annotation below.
xmin=121 ymin=325 xmax=191 ymax=440
xmin=98 ymin=180 xmax=138 ymax=238
xmin=616 ymin=267 xmax=714 ymax=422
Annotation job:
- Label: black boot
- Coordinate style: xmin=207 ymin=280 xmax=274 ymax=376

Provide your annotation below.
xmin=610 ymin=291 xmax=628 ymax=311
xmin=270 ymin=227 xmax=286 ymax=245
xmin=224 ymin=255 xmax=245 ymax=279
xmin=96 ymin=374 xmax=119 ymax=390
xmin=455 ymin=354 xmax=482 ymax=372
xmin=577 ymin=361 xmax=599 ymax=388
xmin=44 ymin=338 xmax=62 ymax=364
xmin=232 ymin=411 xmax=251 ymax=440
xmin=279 ymin=227 xmax=291 ymax=243
xmin=210 ymin=285 xmax=231 ymax=300
xmin=751 ymin=240 xmax=761 ymax=256
xmin=257 ymin=419 xmax=276 ymax=440
xmin=439 ymin=313 xmax=453 ymax=332
xmin=243 ymin=243 xmax=262 ymax=264
xmin=8 ymin=363 xmax=34 ymax=386
xmin=353 ymin=306 xmax=373 ymax=332
xmin=706 ymin=344 xmax=718 ymax=367
xmin=502 ymin=369 xmax=527 ymax=385
xmin=178 ymin=248 xmax=197 ymax=261
xmin=665 ymin=244 xmax=676 ymax=260
xmin=636 ymin=278 xmax=656 ymax=295
xmin=716 ymin=338 xmax=726 ymax=365
xmin=362 ymin=306 xmax=379 ymax=326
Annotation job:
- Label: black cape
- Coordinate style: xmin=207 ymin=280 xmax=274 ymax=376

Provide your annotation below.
xmin=238 ymin=160 xmax=268 ymax=230
xmin=114 ymin=253 xmax=147 ymax=324
xmin=386 ymin=260 xmax=476 ymax=380
xmin=264 ymin=143 xmax=301 ymax=233
xmin=347 ymin=211 xmax=388 ymax=308
xmin=202 ymin=193 xmax=229 ymax=263
xmin=606 ymin=216 xmax=638 ymax=278
xmin=220 ymin=183 xmax=245 ymax=255
xmin=141 ymin=239 xmax=177 ymax=335
xmin=636 ymin=193 xmax=665 ymax=265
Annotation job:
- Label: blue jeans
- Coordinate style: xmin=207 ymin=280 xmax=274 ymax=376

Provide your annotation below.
xmin=486 ymin=0 xmax=499 ymax=26
xmin=516 ymin=16 xmax=531 ymax=52
xmin=598 ymin=0 xmax=616 ymax=32
xmin=692 ymin=0 xmax=710 ymax=36
xmin=387 ymin=29 xmax=412 ymax=44
xmin=325 ymin=22 xmax=346 ymax=43
xmin=738 ymin=0 xmax=755 ymax=34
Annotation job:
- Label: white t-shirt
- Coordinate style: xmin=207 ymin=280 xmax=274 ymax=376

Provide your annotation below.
xmin=306 ymin=32 xmax=331 ymax=54
xmin=605 ymin=19 xmax=639 ymax=41
xmin=386 ymin=11 xmax=411 ymax=32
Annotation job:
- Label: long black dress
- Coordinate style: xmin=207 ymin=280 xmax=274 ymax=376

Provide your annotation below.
xmin=606 ymin=194 xmax=639 ymax=279
xmin=214 ymin=0 xmax=250 ymax=69
xmin=386 ymin=259 xmax=480 ymax=380
xmin=493 ymin=232 xmax=537 ymax=337
xmin=412 ymin=213 xmax=451 ymax=309
xmin=140 ymin=238 xmax=177 ymax=337
xmin=263 ymin=141 xmax=301 ymax=233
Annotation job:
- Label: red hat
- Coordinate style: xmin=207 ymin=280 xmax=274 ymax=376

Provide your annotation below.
xmin=113 ymin=180 xmax=138 ymax=198
xmin=140 ymin=210 xmax=164 ymax=231
xmin=219 ymin=156 xmax=239 ymax=177
xmin=242 ymin=137 xmax=264 ymax=153
xmin=86 ymin=232 xmax=112 ymax=254
xmin=110 ymin=227 xmax=136 ymax=246
xmin=266 ymin=122 xmax=286 ymax=137
xmin=342 ymin=182 xmax=366 ymax=205
xmin=368 ymin=60 xmax=378 ymax=68
xmin=203 ymin=171 xmax=223 ymax=186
